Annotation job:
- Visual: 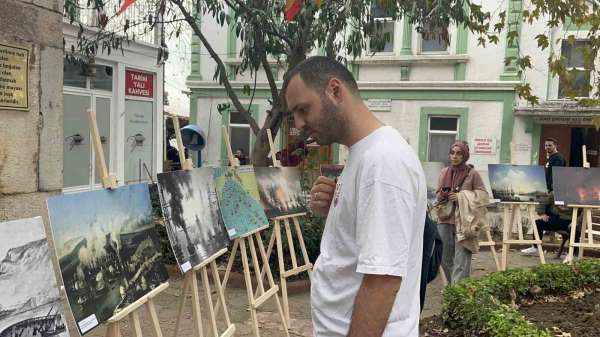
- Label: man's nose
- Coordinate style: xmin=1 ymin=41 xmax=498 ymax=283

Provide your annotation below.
xmin=294 ymin=114 xmax=306 ymax=130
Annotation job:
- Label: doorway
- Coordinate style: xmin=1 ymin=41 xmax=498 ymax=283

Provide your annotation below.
xmin=539 ymin=125 xmax=600 ymax=167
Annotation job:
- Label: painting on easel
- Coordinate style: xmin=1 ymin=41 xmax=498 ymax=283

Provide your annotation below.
xmin=255 ymin=167 xmax=308 ymax=219
xmin=488 ymin=164 xmax=548 ymax=202
xmin=214 ymin=165 xmax=269 ymax=239
xmin=320 ymin=164 xmax=344 ymax=179
xmin=0 ymin=217 xmax=70 ymax=337
xmin=157 ymin=168 xmax=230 ymax=272
xmin=47 ymin=184 xmax=169 ymax=335
xmin=553 ymin=167 xmax=600 ymax=206
xmin=421 ymin=162 xmax=444 ymax=207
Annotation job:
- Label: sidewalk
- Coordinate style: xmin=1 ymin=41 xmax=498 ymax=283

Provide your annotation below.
xmin=80 ymin=248 xmax=562 ymax=337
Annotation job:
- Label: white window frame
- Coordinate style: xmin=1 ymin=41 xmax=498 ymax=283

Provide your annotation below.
xmin=557 ymin=39 xmax=593 ymax=99
xmin=418 ymin=22 xmax=450 ymax=55
xmin=427 ymin=116 xmax=459 ymax=161
xmin=229 ymin=111 xmax=253 ymax=160
xmin=367 ymin=2 xmax=396 ymax=55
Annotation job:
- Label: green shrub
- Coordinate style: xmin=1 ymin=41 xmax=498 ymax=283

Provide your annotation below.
xmin=442 ymin=259 xmax=600 ymax=337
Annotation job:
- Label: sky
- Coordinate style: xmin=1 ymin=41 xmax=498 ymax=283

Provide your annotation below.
xmin=488 ymin=164 xmax=547 ymax=193
xmin=47 ymin=183 xmax=152 ymax=255
xmin=0 ymin=217 xmax=46 ymax=259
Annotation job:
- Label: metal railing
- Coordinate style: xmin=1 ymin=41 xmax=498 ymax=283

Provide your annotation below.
xmin=64 ymin=0 xmax=160 ymax=45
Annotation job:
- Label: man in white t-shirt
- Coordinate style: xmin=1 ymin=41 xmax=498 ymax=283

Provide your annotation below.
xmin=283 ymin=56 xmax=427 ymax=337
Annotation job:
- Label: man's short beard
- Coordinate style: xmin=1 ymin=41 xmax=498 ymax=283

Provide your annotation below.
xmin=313 ymin=94 xmax=347 ymax=145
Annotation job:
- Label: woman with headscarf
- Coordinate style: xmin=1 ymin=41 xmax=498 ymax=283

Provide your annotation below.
xmin=435 ymin=141 xmax=489 ymax=284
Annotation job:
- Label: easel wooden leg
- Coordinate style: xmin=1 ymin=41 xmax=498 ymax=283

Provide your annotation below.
xmin=254 ymin=222 xmax=278 ymax=299
xmin=239 ymin=239 xmax=260 ymax=337
xmin=272 ymin=221 xmax=290 ymax=325
xmin=501 ymin=205 xmax=511 ymax=271
xmin=201 ymin=266 xmax=219 ymax=337
xmin=146 ymin=298 xmax=164 ymax=337
xmin=210 ymin=260 xmax=234 ymax=332
xmin=485 ymin=230 xmax=501 ymax=271
xmin=105 ymin=322 xmax=121 ymax=337
xmin=129 ymin=311 xmax=143 ymax=337
xmin=580 ymin=209 xmax=592 ymax=258
xmin=215 ymin=240 xmax=239 ymax=314
xmin=173 ymin=273 xmax=192 ymax=337
xmin=567 ymin=208 xmax=579 ymax=264
xmin=191 ymin=271 xmax=205 ymax=337
xmin=292 ymin=217 xmax=313 ymax=281
xmin=528 ymin=205 xmax=545 ymax=264
xmin=254 ymin=232 xmax=290 ymax=337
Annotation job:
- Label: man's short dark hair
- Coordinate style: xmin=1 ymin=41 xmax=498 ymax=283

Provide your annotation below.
xmin=544 ymin=137 xmax=558 ymax=145
xmin=283 ymin=56 xmax=360 ymax=96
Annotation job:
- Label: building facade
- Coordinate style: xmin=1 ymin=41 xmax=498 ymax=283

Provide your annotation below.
xmin=61 ymin=2 xmax=165 ymax=193
xmin=187 ymin=0 xmax=599 ymax=170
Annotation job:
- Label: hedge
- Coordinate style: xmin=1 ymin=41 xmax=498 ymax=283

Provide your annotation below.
xmin=441 ymin=259 xmax=600 ymax=337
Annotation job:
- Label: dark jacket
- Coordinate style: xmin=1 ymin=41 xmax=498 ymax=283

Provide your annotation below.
xmin=545 ymin=152 xmax=566 ymax=191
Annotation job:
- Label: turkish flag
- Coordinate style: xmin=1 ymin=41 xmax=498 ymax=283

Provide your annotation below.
xmin=285 ymin=0 xmax=302 ymax=22
xmin=116 ymin=0 xmax=137 ymax=16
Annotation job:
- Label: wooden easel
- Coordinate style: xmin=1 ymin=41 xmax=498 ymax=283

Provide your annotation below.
xmin=170 ymin=116 xmax=235 ymax=337
xmin=88 ymin=109 xmax=169 ymax=337
xmin=216 ymin=126 xmax=290 ymax=337
xmin=478 ymin=229 xmax=501 ymax=271
xmin=565 ymin=146 xmax=600 ymax=263
xmin=252 ymin=129 xmax=313 ymax=326
xmin=500 ymin=202 xmax=546 ymax=270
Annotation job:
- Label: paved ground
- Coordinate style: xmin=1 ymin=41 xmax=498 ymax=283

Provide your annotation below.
xmin=77 ymin=246 xmax=566 ymax=337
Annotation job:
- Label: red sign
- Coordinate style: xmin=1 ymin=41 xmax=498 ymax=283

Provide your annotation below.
xmin=125 ymin=70 xmax=153 ymax=98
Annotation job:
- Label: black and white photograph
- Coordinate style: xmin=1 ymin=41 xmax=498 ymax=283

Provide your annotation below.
xmin=488 ymin=164 xmax=548 ymax=203
xmin=157 ymin=168 xmax=230 ymax=273
xmin=255 ymin=167 xmax=308 ymax=219
xmin=0 ymin=217 xmax=69 ymax=337
xmin=47 ymin=184 xmax=169 ymax=335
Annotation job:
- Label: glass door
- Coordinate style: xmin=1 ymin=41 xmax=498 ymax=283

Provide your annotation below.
xmin=124 ymin=99 xmax=154 ymax=184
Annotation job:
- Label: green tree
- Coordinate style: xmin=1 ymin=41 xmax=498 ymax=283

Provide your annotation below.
xmin=64 ymin=0 xmax=600 ymax=164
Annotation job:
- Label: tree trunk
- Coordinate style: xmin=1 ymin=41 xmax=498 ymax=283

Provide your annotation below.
xmin=251 ymin=128 xmax=273 ymax=166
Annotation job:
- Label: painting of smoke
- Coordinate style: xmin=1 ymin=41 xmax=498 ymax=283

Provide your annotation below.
xmin=0 ymin=216 xmax=69 ymax=337
xmin=254 ymin=167 xmax=308 ymax=219
xmin=47 ymin=184 xmax=168 ymax=335
xmin=488 ymin=164 xmax=548 ymax=203
xmin=157 ymin=168 xmax=230 ymax=273
xmin=553 ymin=167 xmax=600 ymax=206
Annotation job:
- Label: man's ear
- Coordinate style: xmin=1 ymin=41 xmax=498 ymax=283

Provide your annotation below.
xmin=327 ymin=78 xmax=344 ymax=104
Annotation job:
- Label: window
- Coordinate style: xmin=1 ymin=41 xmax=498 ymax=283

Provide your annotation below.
xmin=428 ymin=117 xmax=458 ymax=162
xmin=229 ymin=110 xmax=252 ymax=161
xmin=419 ymin=22 xmax=449 ymax=53
xmin=558 ymin=40 xmax=592 ymax=98
xmin=369 ymin=2 xmax=395 ymax=53
xmin=63 ymin=57 xmax=113 ymax=91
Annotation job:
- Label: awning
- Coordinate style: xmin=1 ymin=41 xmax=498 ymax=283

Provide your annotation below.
xmin=514 ymin=101 xmax=600 ymax=125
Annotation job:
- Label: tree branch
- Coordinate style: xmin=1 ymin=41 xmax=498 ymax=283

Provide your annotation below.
xmin=325 ymin=2 xmax=348 ymax=57
xmin=173 ymin=0 xmax=260 ymax=134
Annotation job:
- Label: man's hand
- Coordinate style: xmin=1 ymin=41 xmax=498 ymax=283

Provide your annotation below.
xmin=310 ymin=176 xmax=336 ymax=217
xmin=347 ymin=274 xmax=402 ymax=337
xmin=540 ymin=214 xmax=550 ymax=222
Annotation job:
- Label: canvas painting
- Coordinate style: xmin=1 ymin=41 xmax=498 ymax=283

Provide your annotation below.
xmin=157 ymin=168 xmax=230 ymax=273
xmin=553 ymin=166 xmax=600 ymax=206
xmin=47 ymin=184 xmax=169 ymax=335
xmin=320 ymin=164 xmax=344 ymax=179
xmin=488 ymin=164 xmax=548 ymax=202
xmin=254 ymin=167 xmax=308 ymax=219
xmin=214 ymin=165 xmax=269 ymax=239
xmin=0 ymin=217 xmax=70 ymax=337
xmin=421 ymin=162 xmax=445 ymax=207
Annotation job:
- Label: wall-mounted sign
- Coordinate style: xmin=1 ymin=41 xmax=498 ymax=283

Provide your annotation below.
xmin=471 ymin=137 xmax=497 ymax=155
xmin=534 ymin=115 xmax=593 ymax=125
xmin=125 ymin=70 xmax=154 ymax=98
xmin=367 ymin=98 xmax=392 ymax=112
xmin=0 ymin=43 xmax=29 ymax=110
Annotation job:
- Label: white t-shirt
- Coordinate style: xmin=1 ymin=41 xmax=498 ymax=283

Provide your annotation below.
xmin=311 ymin=126 xmax=426 ymax=337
